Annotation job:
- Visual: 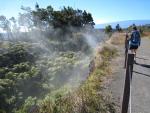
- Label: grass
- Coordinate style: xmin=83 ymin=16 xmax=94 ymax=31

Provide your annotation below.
xmin=141 ymin=31 xmax=150 ymax=38
xmin=110 ymin=33 xmax=126 ymax=45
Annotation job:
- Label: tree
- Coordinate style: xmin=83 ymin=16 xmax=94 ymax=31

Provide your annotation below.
xmin=105 ymin=25 xmax=112 ymax=33
xmin=116 ymin=24 xmax=122 ymax=32
xmin=31 ymin=5 xmax=95 ymax=30
xmin=0 ymin=15 xmax=11 ymax=39
xmin=82 ymin=10 xmax=95 ymax=27
xmin=32 ymin=4 xmax=54 ymax=30
xmin=0 ymin=15 xmax=10 ymax=31
xmin=18 ymin=6 xmax=34 ymax=32
xmin=9 ymin=17 xmax=19 ymax=33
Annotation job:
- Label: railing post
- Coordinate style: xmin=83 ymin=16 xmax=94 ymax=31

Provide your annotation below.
xmin=121 ymin=53 xmax=134 ymax=113
xmin=124 ymin=37 xmax=129 ymax=69
xmin=124 ymin=49 xmax=128 ymax=68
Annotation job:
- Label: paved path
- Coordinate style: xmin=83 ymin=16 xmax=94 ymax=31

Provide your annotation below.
xmin=110 ymin=38 xmax=150 ymax=113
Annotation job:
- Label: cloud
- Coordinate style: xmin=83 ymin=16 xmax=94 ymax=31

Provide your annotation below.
xmin=94 ymin=19 xmax=108 ymax=24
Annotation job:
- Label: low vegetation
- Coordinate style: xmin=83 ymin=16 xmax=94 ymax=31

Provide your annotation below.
xmin=0 ymin=41 xmax=91 ymax=113
xmin=0 ymin=40 xmax=118 ymax=113
xmin=24 ymin=45 xmax=117 ymax=113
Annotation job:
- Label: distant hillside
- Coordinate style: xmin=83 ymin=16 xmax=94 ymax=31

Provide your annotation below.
xmin=95 ymin=20 xmax=150 ymax=29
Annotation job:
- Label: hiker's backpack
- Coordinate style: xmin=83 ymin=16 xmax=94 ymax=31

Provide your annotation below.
xmin=130 ymin=31 xmax=140 ymax=46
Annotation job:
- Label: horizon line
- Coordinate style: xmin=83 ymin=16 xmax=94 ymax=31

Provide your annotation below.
xmin=95 ymin=19 xmax=150 ymax=25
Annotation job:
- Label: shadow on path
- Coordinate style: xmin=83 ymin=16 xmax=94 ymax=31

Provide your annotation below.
xmin=135 ymin=62 xmax=150 ymax=68
xmin=133 ymin=70 xmax=150 ymax=77
xmin=136 ymin=57 xmax=149 ymax=60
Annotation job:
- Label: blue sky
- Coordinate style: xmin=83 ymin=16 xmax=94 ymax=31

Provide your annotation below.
xmin=0 ymin=0 xmax=150 ymax=24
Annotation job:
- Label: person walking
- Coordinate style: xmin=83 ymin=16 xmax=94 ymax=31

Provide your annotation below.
xmin=129 ymin=25 xmax=141 ymax=61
